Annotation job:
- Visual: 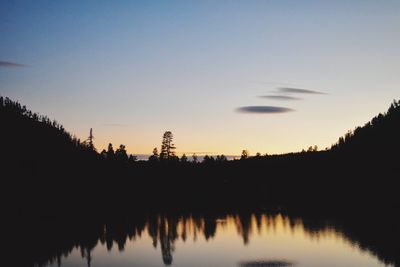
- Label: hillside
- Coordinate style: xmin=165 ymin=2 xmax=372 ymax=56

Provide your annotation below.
xmin=0 ymin=96 xmax=99 ymax=175
xmin=0 ymin=96 xmax=101 ymax=216
xmin=332 ymin=99 xmax=400 ymax=156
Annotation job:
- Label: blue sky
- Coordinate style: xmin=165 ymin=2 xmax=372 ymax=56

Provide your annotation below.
xmin=1 ymin=0 xmax=399 ymax=155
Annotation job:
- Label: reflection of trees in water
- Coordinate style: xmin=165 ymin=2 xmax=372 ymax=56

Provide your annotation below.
xmin=235 ymin=213 xmax=252 ymax=244
xmin=155 ymin=216 xmax=179 ymax=265
xmin=17 ymin=212 xmax=399 ymax=267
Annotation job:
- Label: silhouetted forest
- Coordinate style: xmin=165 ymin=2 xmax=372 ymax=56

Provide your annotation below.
xmin=1 ymin=96 xmax=400 ymax=213
xmin=1 ymin=96 xmax=400 ymax=267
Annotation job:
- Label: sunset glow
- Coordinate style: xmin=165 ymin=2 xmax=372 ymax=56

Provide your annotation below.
xmin=1 ymin=1 xmax=399 ymax=156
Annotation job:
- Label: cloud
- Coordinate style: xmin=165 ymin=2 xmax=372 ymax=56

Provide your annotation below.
xmin=240 ymin=260 xmax=295 ymax=267
xmin=236 ymin=106 xmax=294 ymax=114
xmin=0 ymin=61 xmax=28 ymax=68
xmin=259 ymin=95 xmax=302 ymax=101
xmin=278 ymin=87 xmax=325 ymax=95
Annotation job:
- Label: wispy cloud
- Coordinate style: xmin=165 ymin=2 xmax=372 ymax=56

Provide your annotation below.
xmin=0 ymin=61 xmax=28 ymax=68
xmin=278 ymin=87 xmax=325 ymax=95
xmin=236 ymin=106 xmax=294 ymax=114
xmin=259 ymin=95 xmax=302 ymax=101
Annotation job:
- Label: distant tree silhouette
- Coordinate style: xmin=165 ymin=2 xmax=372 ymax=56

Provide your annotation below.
xmin=83 ymin=128 xmax=95 ymax=151
xmin=100 ymin=149 xmax=107 ymax=159
xmin=240 ymin=150 xmax=249 ymax=160
xmin=180 ymin=154 xmax=188 ymax=163
xmin=203 ymin=155 xmax=216 ymax=164
xmin=115 ymin=144 xmax=128 ymax=162
xmin=160 ymin=131 xmax=176 ymax=161
xmin=313 ymin=145 xmax=318 ymax=152
xmin=149 ymin=147 xmax=159 ymax=162
xmin=192 ymin=153 xmax=198 ymax=163
xmin=306 ymin=145 xmax=318 ymax=152
xmin=216 ymin=155 xmax=227 ymax=162
xmin=107 ymin=143 xmax=115 ymax=160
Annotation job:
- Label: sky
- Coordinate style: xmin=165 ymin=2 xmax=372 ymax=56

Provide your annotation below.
xmin=1 ymin=0 xmax=399 ymax=156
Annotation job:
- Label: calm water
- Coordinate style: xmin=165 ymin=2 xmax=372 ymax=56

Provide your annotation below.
xmin=40 ymin=212 xmax=393 ymax=267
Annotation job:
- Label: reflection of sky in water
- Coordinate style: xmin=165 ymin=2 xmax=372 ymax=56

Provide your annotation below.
xmin=46 ymin=214 xmax=391 ymax=267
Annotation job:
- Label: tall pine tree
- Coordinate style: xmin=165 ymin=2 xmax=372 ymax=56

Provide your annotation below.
xmin=160 ymin=131 xmax=176 ymax=160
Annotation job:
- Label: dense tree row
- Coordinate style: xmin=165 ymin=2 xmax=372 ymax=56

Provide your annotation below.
xmin=1 ymin=95 xmax=399 ymax=214
xmin=331 ymin=99 xmax=400 ymax=154
xmin=0 ymin=96 xmax=99 ymax=153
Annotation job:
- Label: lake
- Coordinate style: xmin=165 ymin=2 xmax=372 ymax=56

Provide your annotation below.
xmin=37 ymin=211 xmax=394 ymax=267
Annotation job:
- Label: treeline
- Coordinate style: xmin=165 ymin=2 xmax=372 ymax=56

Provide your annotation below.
xmin=1 ymin=96 xmax=102 ymax=217
xmin=332 ymin=99 xmax=400 ymax=153
xmin=2 ymin=95 xmax=399 ymax=167
xmin=98 ymin=99 xmax=400 ymax=167
xmin=0 ymin=96 xmax=97 ymax=152
xmin=1 ymin=95 xmax=400 ymax=215
xmin=0 ymin=96 xmax=100 ymax=177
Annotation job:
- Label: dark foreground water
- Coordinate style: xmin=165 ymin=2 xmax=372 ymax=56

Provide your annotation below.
xmin=37 ymin=212 xmax=394 ymax=267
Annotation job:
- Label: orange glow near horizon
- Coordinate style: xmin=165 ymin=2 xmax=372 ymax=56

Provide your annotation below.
xmin=2 ymin=1 xmax=399 ymax=158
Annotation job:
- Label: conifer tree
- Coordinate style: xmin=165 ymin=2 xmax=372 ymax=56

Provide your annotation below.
xmin=160 ymin=131 xmax=176 ymax=160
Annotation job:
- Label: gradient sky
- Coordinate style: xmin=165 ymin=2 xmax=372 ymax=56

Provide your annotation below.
xmin=1 ymin=1 xmax=399 ymax=156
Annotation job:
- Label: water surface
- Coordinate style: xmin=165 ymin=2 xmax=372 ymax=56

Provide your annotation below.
xmin=41 ymin=212 xmax=392 ymax=267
